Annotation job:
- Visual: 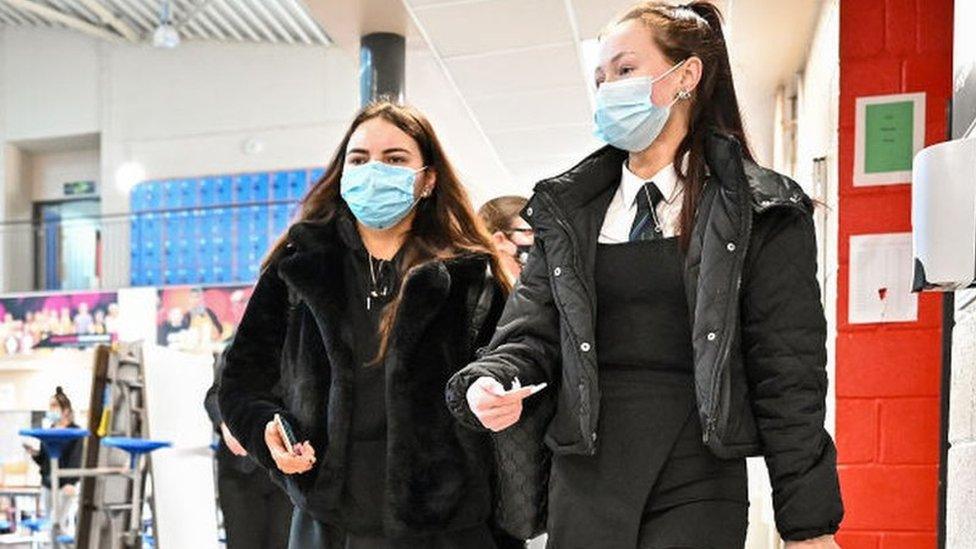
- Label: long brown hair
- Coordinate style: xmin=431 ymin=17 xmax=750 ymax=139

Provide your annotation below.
xmin=609 ymin=1 xmax=754 ymax=250
xmin=264 ymin=101 xmax=511 ymax=360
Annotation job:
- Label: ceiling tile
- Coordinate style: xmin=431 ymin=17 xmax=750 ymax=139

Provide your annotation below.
xmin=412 ymin=0 xmax=573 ymax=58
xmin=569 ymin=0 xmax=634 ymax=40
xmin=467 ymin=86 xmax=592 ymax=133
xmin=446 ymin=42 xmax=583 ymax=99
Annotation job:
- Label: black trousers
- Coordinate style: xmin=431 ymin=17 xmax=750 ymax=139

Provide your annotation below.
xmin=218 ymin=468 xmax=293 ymax=549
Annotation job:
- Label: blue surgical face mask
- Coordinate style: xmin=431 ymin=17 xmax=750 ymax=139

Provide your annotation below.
xmin=44 ymin=410 xmax=61 ymax=427
xmin=340 ymin=161 xmax=427 ymax=230
xmin=593 ymin=59 xmax=687 ymax=152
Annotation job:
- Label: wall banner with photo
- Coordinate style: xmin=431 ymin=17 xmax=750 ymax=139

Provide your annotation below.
xmin=0 ymin=291 xmax=119 ymax=356
xmin=156 ymin=285 xmax=254 ymax=354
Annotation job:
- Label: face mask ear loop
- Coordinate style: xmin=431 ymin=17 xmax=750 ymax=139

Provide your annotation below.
xmin=650 ymin=57 xmax=689 ymax=85
xmin=653 ymin=58 xmax=690 ymax=109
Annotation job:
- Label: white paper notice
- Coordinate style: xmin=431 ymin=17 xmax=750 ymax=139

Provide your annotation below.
xmin=849 ymin=233 xmax=918 ymax=324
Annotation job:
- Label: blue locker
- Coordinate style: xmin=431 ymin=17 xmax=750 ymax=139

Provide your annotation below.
xmin=179 ymin=178 xmax=199 ymax=209
xmin=200 ymin=177 xmax=217 ymax=207
xmin=215 ymin=176 xmax=233 ymax=205
xmin=232 ymin=175 xmax=252 ymax=204
xmin=271 ymin=204 xmax=290 ymax=235
xmin=175 ymin=211 xmax=192 ymax=265
xmin=130 ymin=253 xmax=143 ymax=286
xmin=141 ymin=181 xmax=158 ymax=211
xmin=309 ymin=168 xmax=324 ymax=188
xmin=250 ymin=173 xmax=270 ymax=203
xmin=130 ymin=186 xmax=146 ymax=212
xmin=271 ymin=172 xmax=290 ymax=201
xmin=129 ymin=216 xmax=142 ymax=286
xmin=161 ymin=212 xmax=176 ymax=251
xmin=160 ymin=180 xmax=178 ymax=209
xmin=147 ymin=266 xmax=159 ymax=286
xmin=291 ymin=170 xmax=311 ymax=199
xmin=140 ymin=213 xmax=161 ymax=266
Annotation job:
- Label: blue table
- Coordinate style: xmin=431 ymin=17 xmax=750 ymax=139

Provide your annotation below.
xmin=19 ymin=428 xmax=88 ymax=547
xmin=99 ymin=437 xmax=171 ymax=547
xmin=100 ymin=438 xmax=171 ymax=470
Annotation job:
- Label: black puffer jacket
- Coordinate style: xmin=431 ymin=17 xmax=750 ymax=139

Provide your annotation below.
xmin=447 ymin=131 xmax=844 ymax=541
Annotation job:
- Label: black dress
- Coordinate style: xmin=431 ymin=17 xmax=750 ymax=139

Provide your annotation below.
xmin=546 ymin=238 xmax=749 ymax=549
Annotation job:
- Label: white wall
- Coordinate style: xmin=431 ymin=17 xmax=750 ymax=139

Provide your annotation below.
xmin=30 ymin=148 xmax=101 ymax=202
xmin=947 ymin=2 xmax=976 ymax=543
xmin=2 ymin=143 xmax=31 ymax=291
xmin=0 ymin=25 xmax=519 ymax=292
xmin=1 ymin=28 xmax=100 ymax=141
xmin=0 ymin=26 xmax=363 ymax=291
xmin=744 ymin=2 xmax=839 ymax=548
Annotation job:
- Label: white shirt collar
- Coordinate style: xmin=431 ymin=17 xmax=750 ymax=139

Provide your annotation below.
xmin=620 ymin=158 xmax=683 ymax=208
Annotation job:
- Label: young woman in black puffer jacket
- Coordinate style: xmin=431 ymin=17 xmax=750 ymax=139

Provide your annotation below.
xmin=447 ymin=3 xmax=844 ymax=548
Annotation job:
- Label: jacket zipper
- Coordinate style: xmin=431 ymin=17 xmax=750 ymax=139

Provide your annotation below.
xmin=536 ymin=189 xmax=599 ymax=447
xmin=702 ymin=162 xmax=753 ymax=445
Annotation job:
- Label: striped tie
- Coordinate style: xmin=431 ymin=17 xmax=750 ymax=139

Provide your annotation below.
xmin=629 ymin=181 xmax=665 ymax=241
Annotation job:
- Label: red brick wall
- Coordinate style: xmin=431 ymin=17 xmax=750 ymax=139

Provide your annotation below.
xmin=836 ymin=1 xmax=953 ymax=547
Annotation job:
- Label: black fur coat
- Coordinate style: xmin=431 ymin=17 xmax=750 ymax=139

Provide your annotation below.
xmin=217 ymin=217 xmax=506 ymax=537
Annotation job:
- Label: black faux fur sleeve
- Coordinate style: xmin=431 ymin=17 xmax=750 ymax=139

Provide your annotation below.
xmin=217 ymin=262 xmax=294 ymax=471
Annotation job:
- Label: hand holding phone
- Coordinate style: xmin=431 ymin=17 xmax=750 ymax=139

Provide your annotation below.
xmin=265 ymin=414 xmax=315 ymax=474
xmin=273 ymin=414 xmax=298 ymax=453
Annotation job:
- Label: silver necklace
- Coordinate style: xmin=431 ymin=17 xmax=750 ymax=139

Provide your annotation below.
xmin=366 ymin=254 xmax=390 ymax=310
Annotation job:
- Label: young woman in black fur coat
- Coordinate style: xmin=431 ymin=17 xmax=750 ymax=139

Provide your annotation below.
xmin=218 ymin=101 xmax=525 ymax=549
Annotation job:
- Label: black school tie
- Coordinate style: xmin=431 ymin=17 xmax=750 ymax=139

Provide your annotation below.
xmin=629 ymin=181 xmax=665 ymax=241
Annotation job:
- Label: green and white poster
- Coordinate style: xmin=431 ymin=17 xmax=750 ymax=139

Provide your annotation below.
xmin=854 ymin=92 xmax=926 ymax=186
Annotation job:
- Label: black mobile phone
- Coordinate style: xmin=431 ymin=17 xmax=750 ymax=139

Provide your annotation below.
xmin=273 ymin=413 xmax=298 ymax=453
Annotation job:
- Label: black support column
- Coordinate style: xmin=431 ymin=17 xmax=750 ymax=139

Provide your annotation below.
xmin=360 ymin=32 xmax=405 ymax=106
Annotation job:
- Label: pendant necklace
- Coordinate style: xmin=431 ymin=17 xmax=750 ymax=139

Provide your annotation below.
xmin=366 ymin=254 xmax=390 ymax=310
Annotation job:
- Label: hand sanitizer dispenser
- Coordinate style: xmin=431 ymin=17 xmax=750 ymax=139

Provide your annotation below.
xmin=912 ymin=135 xmax=976 ymax=291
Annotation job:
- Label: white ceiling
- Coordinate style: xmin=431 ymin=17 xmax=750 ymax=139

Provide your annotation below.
xmin=399 ymin=0 xmax=825 ymax=192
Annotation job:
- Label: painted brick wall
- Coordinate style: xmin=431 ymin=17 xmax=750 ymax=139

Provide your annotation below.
xmin=836 ymin=1 xmax=953 ymax=548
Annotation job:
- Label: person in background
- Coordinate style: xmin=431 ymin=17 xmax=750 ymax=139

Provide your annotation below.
xmin=478 ymin=196 xmax=534 ymax=283
xmin=448 ymin=2 xmax=843 ymax=547
xmin=92 ymin=309 xmax=106 ymax=335
xmin=56 ymin=308 xmax=72 ymax=335
xmin=73 ymin=302 xmax=94 ymax=334
xmin=158 ymin=307 xmax=187 ymax=346
xmin=184 ymin=288 xmax=224 ymax=343
xmin=22 ymin=387 xmax=83 ymax=537
xmin=104 ymin=303 xmax=121 ymax=335
xmin=219 ymin=100 xmax=520 ymax=548
xmin=205 ymin=343 xmax=292 ymax=549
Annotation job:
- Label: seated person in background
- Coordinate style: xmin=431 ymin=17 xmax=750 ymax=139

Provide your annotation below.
xmin=22 ymin=387 xmax=83 ymax=536
xmin=478 ymin=196 xmax=534 ymax=283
